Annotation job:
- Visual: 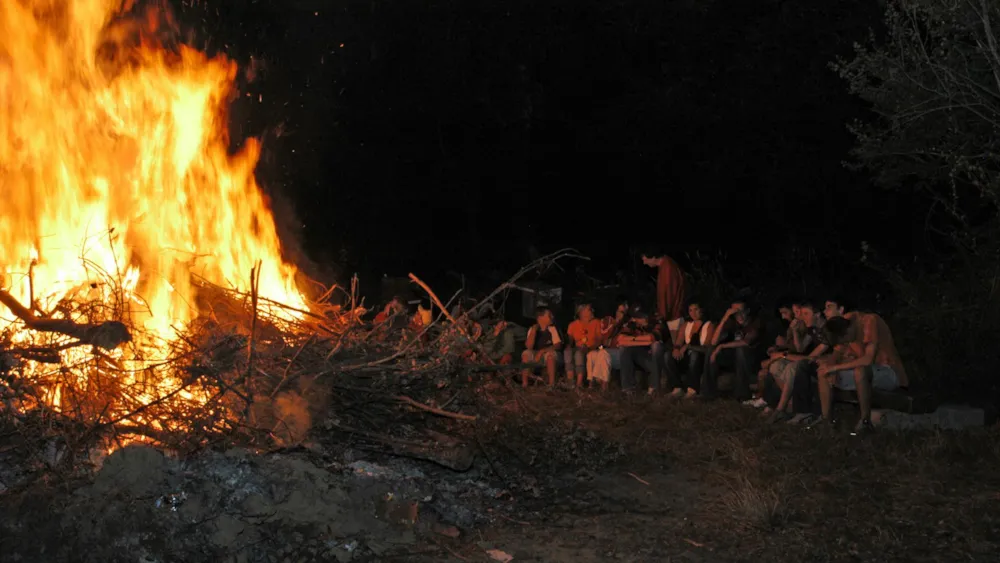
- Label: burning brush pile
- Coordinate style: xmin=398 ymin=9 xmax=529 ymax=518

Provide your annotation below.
xmin=0 ymin=0 xmax=583 ymax=490
xmin=0 ymin=0 xmax=331 ymax=458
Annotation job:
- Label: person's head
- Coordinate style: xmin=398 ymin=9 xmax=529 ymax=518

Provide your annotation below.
xmin=824 ymin=297 xmax=848 ymax=320
xmin=823 ymin=315 xmax=857 ymax=346
xmin=792 ymin=303 xmax=802 ymax=320
xmin=535 ymin=306 xmax=554 ymax=328
xmin=614 ymin=300 xmax=630 ymax=320
xmin=629 ymin=304 xmax=650 ymax=327
xmin=638 ymin=246 xmax=665 ymax=268
xmin=687 ymin=301 xmax=705 ymax=322
xmin=492 ymin=320 xmax=508 ymax=336
xmin=577 ymin=303 xmax=595 ymax=322
xmin=390 ymin=295 xmax=406 ymax=313
xmin=797 ymin=300 xmax=822 ymax=328
xmin=777 ymin=304 xmax=794 ymax=323
xmin=731 ymin=299 xmax=751 ymax=325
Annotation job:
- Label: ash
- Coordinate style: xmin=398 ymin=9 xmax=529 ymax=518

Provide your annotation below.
xmin=0 ymin=444 xmax=512 ymax=563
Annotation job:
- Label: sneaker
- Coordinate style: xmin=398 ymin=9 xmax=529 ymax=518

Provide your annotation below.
xmin=851 ymin=418 xmax=875 ymax=436
xmin=767 ymin=410 xmax=791 ymax=424
xmin=668 ymin=388 xmax=684 ymax=399
xmin=683 ymin=388 xmax=698 ymax=400
xmin=742 ymin=397 xmax=767 ymax=408
xmin=785 ymin=413 xmax=814 ymax=425
xmin=806 ymin=416 xmax=836 ymax=429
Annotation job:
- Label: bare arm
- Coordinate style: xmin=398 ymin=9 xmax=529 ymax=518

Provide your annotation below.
xmin=710 ymin=313 xmax=733 ymax=345
xmin=829 ymin=342 xmax=877 ymax=371
xmin=525 ymin=326 xmax=537 ymax=351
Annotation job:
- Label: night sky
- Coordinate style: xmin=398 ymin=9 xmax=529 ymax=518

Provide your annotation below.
xmin=175 ymin=0 xmax=925 ymax=284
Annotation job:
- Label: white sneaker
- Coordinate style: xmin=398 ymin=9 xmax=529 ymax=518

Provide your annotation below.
xmin=743 ymin=397 xmax=767 ymax=408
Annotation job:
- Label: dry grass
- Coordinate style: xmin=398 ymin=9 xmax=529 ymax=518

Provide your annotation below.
xmin=723 ymin=477 xmax=786 ymax=530
xmin=488 ymin=389 xmax=1000 ymax=562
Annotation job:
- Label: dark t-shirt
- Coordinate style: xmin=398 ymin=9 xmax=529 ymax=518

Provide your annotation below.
xmin=804 ymin=324 xmax=830 ymax=355
xmin=718 ymin=316 xmax=761 ymax=346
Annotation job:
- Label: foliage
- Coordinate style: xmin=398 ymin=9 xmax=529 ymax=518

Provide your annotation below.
xmin=833 ymin=0 xmax=1000 ymax=219
xmin=836 ymin=0 xmax=1000 ymax=400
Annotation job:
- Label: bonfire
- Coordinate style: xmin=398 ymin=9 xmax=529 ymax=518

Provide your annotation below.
xmin=0 ymin=0 xmax=324 ymax=454
xmin=0 ymin=1 xmax=581 ymax=480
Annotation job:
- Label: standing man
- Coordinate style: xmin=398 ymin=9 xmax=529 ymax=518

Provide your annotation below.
xmin=640 ymin=249 xmax=687 ymax=324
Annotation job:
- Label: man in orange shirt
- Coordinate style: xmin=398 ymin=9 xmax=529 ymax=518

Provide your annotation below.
xmin=565 ymin=303 xmax=603 ymax=387
xmin=816 ymin=299 xmax=909 ymax=432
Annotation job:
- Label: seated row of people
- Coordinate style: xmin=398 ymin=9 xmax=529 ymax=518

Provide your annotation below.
xmin=516 ymin=294 xmax=908 ymax=432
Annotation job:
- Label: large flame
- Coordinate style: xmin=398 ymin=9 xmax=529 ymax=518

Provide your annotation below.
xmin=0 ymin=0 xmax=302 ymax=340
xmin=0 ymin=0 xmax=306 ymax=430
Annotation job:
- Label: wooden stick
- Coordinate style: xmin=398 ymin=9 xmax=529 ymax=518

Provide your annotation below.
xmin=0 ymin=289 xmax=131 ymax=350
xmin=396 ymin=395 xmax=477 ymax=421
xmin=409 ymin=273 xmax=495 ymax=365
xmin=627 ymin=472 xmax=650 ymax=486
xmin=245 ymin=261 xmax=261 ymax=419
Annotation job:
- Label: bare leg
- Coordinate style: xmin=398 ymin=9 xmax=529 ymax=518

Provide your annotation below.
xmin=521 ymin=369 xmax=530 ymax=388
xmin=546 ymin=354 xmax=557 ymax=386
xmin=576 ymin=369 xmax=584 ymax=387
xmin=755 ymin=365 xmax=768 ymax=399
xmin=775 ymin=373 xmax=794 ymax=412
xmin=818 ymin=374 xmax=833 ymax=419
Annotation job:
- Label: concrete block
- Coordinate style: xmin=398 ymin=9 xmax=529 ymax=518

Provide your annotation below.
xmin=871 ymin=409 xmax=937 ymax=431
xmin=933 ymin=404 xmax=985 ymax=430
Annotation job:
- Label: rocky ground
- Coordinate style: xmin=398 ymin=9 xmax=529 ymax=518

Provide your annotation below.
xmin=3 ymin=384 xmax=1000 ymax=562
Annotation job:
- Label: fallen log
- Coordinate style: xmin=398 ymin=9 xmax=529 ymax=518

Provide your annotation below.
xmin=332 ymin=423 xmax=475 ymax=471
xmin=0 ymin=289 xmax=131 ymax=350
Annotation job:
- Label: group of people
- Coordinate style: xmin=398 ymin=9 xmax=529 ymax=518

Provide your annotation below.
xmin=372 ymin=250 xmax=909 ymax=433
xmin=514 ymin=252 xmax=909 ymax=433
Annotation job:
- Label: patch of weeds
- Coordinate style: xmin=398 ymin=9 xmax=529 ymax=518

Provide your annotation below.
xmin=723 ymin=477 xmax=786 ymax=531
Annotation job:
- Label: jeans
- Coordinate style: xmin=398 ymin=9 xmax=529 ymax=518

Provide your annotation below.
xmin=620 ymin=342 xmax=666 ymax=392
xmin=664 ymin=351 xmax=705 ymax=392
xmin=703 ymin=346 xmax=755 ymax=401
xmin=604 ymin=347 xmax=624 ymax=370
xmin=563 ymin=347 xmax=586 ymax=375
xmin=791 ymin=360 xmax=819 ymax=415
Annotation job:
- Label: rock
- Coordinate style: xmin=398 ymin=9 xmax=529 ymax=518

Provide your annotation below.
xmin=871 ymin=405 xmax=986 ymax=431
xmin=934 ymin=404 xmax=985 ymax=430
xmin=434 ymin=524 xmax=461 ymax=538
xmin=871 ymin=409 xmax=937 ymax=430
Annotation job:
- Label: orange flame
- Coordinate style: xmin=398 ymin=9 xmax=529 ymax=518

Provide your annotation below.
xmin=0 ymin=0 xmax=303 ymax=341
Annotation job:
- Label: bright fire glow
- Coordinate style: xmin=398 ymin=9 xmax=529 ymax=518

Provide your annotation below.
xmin=0 ymin=1 xmax=305 ymax=428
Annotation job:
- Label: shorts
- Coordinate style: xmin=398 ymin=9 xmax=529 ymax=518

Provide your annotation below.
xmin=833 ymin=365 xmax=899 ymax=391
xmin=768 ymin=358 xmax=797 ymax=385
xmin=521 ymin=349 xmax=559 ymax=363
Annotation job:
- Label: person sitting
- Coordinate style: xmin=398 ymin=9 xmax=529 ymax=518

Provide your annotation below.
xmin=775 ymin=300 xmax=833 ymax=424
xmin=814 ymin=299 xmax=908 ymax=432
xmin=373 ymin=295 xmax=406 ymax=325
xmin=703 ymin=299 xmax=761 ymax=401
xmin=564 ymin=303 xmax=603 ymax=387
xmin=760 ymin=300 xmax=831 ymax=422
xmin=665 ymin=301 xmax=715 ymax=399
xmin=617 ymin=304 xmax=666 ymax=397
xmin=589 ymin=301 xmax=632 ymax=391
xmin=520 ymin=307 xmax=564 ymax=388
xmin=372 ymin=296 xmax=409 ymax=342
xmin=484 ymin=320 xmax=517 ymax=365
xmin=747 ymin=302 xmax=807 ymax=409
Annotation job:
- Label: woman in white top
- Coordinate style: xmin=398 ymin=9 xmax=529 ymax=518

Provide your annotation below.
xmin=665 ymin=302 xmax=715 ymax=399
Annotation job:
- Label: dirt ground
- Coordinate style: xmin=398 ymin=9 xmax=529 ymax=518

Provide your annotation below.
xmin=3 ymin=385 xmax=1000 ymax=562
